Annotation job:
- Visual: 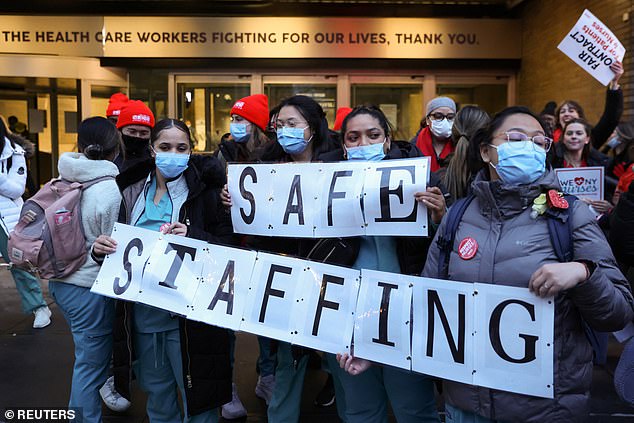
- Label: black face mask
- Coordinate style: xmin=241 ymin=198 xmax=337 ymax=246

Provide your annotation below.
xmin=121 ymin=134 xmax=150 ymax=158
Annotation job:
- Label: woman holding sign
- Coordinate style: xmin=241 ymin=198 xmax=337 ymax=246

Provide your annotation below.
xmin=553 ymin=60 xmax=624 ymax=148
xmin=329 ymin=105 xmax=444 ymax=423
xmin=551 ymin=118 xmax=614 ymax=214
xmin=411 ymin=106 xmax=630 ymax=422
xmin=93 ymin=118 xmax=234 ymax=423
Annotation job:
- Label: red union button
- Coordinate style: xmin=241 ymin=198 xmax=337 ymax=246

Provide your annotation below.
xmin=458 ymin=237 xmax=478 ymax=260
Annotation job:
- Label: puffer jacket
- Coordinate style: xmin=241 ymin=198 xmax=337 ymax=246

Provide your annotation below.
xmin=422 ymin=169 xmax=634 ymax=422
xmin=112 ymin=155 xmax=234 ymax=416
xmin=0 ymin=137 xmax=26 ymax=232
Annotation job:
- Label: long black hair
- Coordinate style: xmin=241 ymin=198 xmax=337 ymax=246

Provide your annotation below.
xmin=0 ymin=115 xmax=9 ymax=153
xmin=468 ymin=106 xmax=545 ymax=175
xmin=78 ymin=117 xmax=121 ymax=160
xmin=151 ymin=118 xmax=194 ymax=148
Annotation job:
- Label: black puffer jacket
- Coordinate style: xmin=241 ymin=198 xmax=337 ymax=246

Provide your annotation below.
xmin=112 ymin=155 xmax=234 ymax=415
xmin=610 ymin=183 xmax=634 ymax=269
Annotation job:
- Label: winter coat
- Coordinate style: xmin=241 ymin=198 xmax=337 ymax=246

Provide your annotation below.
xmin=55 ymin=153 xmax=120 ymax=288
xmin=422 ymin=169 xmax=634 ymax=422
xmin=0 ymin=137 xmax=26 ymax=232
xmin=610 ymin=183 xmax=634 ymax=268
xmin=112 ymin=155 xmax=234 ymax=415
xmin=553 ymin=88 xmax=623 ymax=149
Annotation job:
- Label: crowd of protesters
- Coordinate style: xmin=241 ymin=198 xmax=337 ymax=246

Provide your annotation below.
xmin=1 ymin=59 xmax=634 ymax=423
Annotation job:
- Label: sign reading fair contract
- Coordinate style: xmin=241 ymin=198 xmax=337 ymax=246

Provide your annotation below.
xmin=227 ymin=158 xmax=429 ymax=238
xmin=557 ymin=9 xmax=626 ymax=85
xmin=555 ymin=167 xmax=604 ymax=201
xmin=93 ymin=223 xmax=555 ymax=399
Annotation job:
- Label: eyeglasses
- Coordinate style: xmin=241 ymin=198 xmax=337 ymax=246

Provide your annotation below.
xmin=428 ymin=112 xmax=455 ymax=121
xmin=494 ymin=131 xmax=553 ymax=152
xmin=275 ymin=119 xmax=308 ymax=129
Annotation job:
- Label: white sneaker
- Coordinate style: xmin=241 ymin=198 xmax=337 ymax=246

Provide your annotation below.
xmin=221 ymin=383 xmax=247 ymax=419
xmin=255 ymin=374 xmax=275 ymax=405
xmin=99 ymin=376 xmax=132 ymax=412
xmin=32 ymin=306 xmax=51 ymax=329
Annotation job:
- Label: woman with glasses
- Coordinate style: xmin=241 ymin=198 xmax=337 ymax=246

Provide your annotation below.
xmin=412 ymin=96 xmax=457 ymax=172
xmin=551 ymin=118 xmax=615 ymax=214
xmin=414 ymin=106 xmax=632 ymax=422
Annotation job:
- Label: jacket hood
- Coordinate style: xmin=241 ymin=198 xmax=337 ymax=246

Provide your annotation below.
xmin=7 ymin=133 xmax=34 ymax=158
xmin=58 ymin=152 xmax=119 ymax=182
xmin=0 ymin=136 xmax=24 ymax=161
xmin=470 ymin=167 xmax=561 ymax=218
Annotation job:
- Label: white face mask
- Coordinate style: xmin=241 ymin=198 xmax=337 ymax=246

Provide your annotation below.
xmin=430 ymin=118 xmax=453 ymax=139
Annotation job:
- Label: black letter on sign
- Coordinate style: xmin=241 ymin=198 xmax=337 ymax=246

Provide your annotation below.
xmin=489 ymin=299 xmax=538 ymax=364
xmin=426 ymin=290 xmax=466 ymax=364
xmin=159 ymin=243 xmax=197 ymax=289
xmin=374 ymin=166 xmax=417 ymax=222
xmin=259 ymin=264 xmax=292 ymax=323
xmin=312 ymin=274 xmax=344 ymax=336
xmin=372 ymin=282 xmax=398 ymax=347
xmin=113 ymin=238 xmax=143 ymax=295
xmin=208 ymin=260 xmax=235 ymax=314
xmin=327 ymin=170 xmax=352 ymax=226
xmin=283 ymin=175 xmax=304 ymax=225
xmin=239 ymin=166 xmax=257 ymax=225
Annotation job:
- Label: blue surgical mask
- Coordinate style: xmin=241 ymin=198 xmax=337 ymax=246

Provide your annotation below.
xmin=276 ymin=127 xmax=310 ymax=154
xmin=346 ymin=141 xmax=386 ymax=161
xmin=489 ymin=141 xmax=546 ymax=185
xmin=154 ymin=152 xmax=189 ymax=179
xmin=230 ymin=123 xmax=249 ymax=143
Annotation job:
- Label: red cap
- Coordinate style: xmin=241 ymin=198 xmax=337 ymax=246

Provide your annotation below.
xmin=230 ymin=94 xmax=269 ymax=131
xmin=106 ymin=92 xmax=129 ymax=117
xmin=116 ymin=100 xmax=155 ymax=129
xmin=333 ymin=107 xmax=353 ymax=131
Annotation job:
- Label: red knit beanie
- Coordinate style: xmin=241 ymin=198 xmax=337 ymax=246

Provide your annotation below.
xmin=230 ymin=94 xmax=269 ymax=131
xmin=106 ymin=92 xmax=129 ymax=117
xmin=116 ymin=100 xmax=155 ymax=129
xmin=333 ymin=107 xmax=353 ymax=131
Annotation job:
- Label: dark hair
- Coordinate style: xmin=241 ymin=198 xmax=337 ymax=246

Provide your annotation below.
xmin=561 ymin=118 xmax=593 ymax=159
xmin=616 ymin=121 xmax=634 ymax=144
xmin=468 ymin=106 xmax=544 ymax=175
xmin=540 ymin=101 xmax=557 ymax=117
xmin=555 ymin=100 xmax=586 ymax=129
xmin=274 ymin=95 xmax=331 ymax=158
xmin=77 ymin=117 xmax=121 ymax=160
xmin=444 ymin=106 xmax=490 ymax=199
xmin=151 ymin=119 xmax=194 ymax=148
xmin=339 ymin=105 xmax=394 ymax=144
xmin=0 ymin=115 xmax=8 ymax=153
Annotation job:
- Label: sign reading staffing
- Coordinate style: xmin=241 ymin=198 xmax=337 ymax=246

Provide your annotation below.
xmin=555 ymin=166 xmax=604 ymax=201
xmin=557 ymin=9 xmax=626 ymax=86
xmin=92 ymin=223 xmax=555 ymax=399
xmin=227 ymin=159 xmax=429 ymax=238
xmin=0 ymin=16 xmax=521 ymax=59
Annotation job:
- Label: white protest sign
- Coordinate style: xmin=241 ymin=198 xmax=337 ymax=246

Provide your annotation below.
xmin=363 ymin=157 xmax=429 ymax=237
xmin=91 ymin=223 xmax=156 ymax=302
xmin=240 ymin=252 xmax=306 ymax=343
xmin=137 ymin=234 xmax=204 ymax=316
xmin=353 ymin=269 xmax=413 ymax=370
xmin=555 ymin=166 xmax=604 ymax=201
xmin=290 ymin=261 xmax=360 ymax=355
xmin=314 ymin=162 xmax=367 ymax=238
xmin=227 ymin=159 xmax=429 ymax=238
xmin=472 ymin=283 xmax=554 ymax=399
xmin=411 ymin=277 xmax=475 ymax=385
xmin=92 ymin=224 xmax=556 ymax=399
xmin=188 ymin=245 xmax=257 ymax=331
xmin=557 ymin=9 xmax=626 ymax=86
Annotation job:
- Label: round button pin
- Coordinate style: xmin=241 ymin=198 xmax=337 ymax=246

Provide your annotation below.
xmin=458 ymin=237 xmax=478 ymax=260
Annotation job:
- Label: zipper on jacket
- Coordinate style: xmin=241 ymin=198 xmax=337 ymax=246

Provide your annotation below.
xmin=123 ymin=305 xmax=133 ymax=384
xmin=183 ymin=319 xmax=193 ymax=389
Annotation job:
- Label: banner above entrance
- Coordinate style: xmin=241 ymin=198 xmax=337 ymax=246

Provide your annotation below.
xmin=0 ymin=16 xmax=521 ymax=59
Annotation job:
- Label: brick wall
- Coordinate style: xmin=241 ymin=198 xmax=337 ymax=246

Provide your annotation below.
xmin=518 ymin=0 xmax=633 ymax=123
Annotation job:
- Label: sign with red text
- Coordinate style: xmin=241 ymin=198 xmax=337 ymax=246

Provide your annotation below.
xmin=555 ymin=166 xmax=604 ymax=201
xmin=557 ymin=9 xmax=626 ymax=85
xmin=92 ymin=223 xmax=555 ymax=398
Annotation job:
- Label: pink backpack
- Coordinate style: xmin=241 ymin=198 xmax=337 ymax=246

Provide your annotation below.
xmin=7 ymin=176 xmax=114 ymax=279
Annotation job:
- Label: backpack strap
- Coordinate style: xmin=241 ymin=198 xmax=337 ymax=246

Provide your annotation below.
xmin=436 ymin=193 xmax=476 ymax=279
